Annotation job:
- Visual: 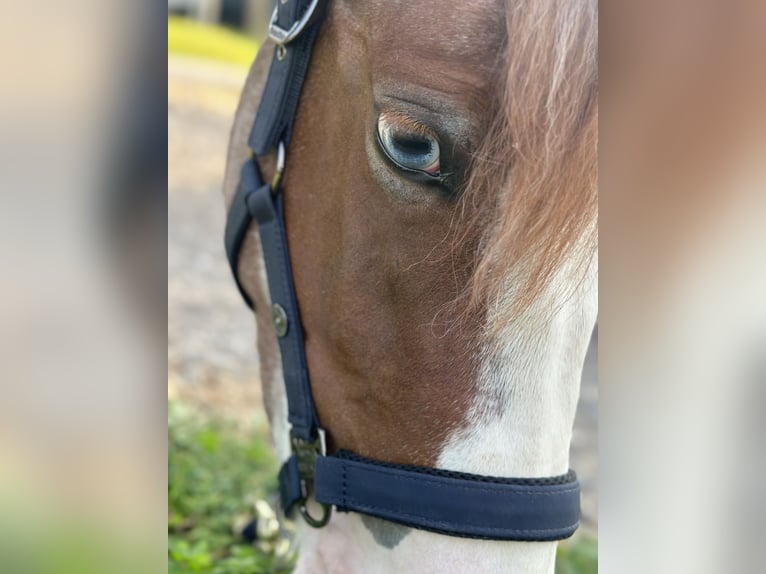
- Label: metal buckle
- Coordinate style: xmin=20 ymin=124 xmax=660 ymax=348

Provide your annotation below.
xmin=268 ymin=0 xmax=320 ymax=46
xmin=290 ymin=428 xmax=332 ymax=528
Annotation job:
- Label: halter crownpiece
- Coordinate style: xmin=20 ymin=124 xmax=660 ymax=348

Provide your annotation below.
xmin=224 ymin=0 xmax=581 ymax=540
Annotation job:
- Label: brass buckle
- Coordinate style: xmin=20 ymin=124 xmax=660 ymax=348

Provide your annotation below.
xmin=291 ymin=428 xmax=332 ymax=528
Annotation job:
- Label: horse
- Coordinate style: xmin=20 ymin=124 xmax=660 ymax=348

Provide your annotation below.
xmin=222 ymin=0 xmax=597 ymax=572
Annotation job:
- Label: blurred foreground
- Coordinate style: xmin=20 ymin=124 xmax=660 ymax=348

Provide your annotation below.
xmin=600 ymin=1 xmax=766 ymax=572
xmin=0 ymin=2 xmax=167 ymax=572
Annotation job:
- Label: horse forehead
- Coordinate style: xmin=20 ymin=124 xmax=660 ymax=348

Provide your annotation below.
xmin=365 ymin=0 xmax=505 ymax=72
xmin=348 ymin=2 xmax=505 ymax=115
xmin=367 ymin=0 xmax=504 ymax=35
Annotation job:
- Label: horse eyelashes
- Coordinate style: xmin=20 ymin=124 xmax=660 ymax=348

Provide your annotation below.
xmin=376 ymin=114 xmax=441 ymax=177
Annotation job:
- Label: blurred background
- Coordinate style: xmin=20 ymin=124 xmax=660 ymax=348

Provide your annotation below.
xmin=0 ymin=2 xmax=168 ymax=573
xmin=169 ymin=0 xmax=272 ymax=36
xmin=168 ymin=1 xmax=264 ymax=414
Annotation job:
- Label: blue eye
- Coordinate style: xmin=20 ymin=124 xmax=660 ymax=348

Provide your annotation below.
xmin=376 ymin=114 xmax=441 ymax=176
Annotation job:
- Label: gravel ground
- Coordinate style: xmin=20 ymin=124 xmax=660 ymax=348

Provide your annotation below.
xmin=168 ymin=55 xmax=598 ymax=532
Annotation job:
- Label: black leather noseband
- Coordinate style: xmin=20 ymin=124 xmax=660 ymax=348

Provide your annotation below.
xmin=224 ymin=0 xmax=581 ymax=540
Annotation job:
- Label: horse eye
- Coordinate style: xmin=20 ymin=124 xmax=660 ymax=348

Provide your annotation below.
xmin=376 ymin=115 xmax=440 ymax=177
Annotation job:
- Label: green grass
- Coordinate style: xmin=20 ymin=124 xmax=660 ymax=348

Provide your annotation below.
xmin=556 ymin=534 xmax=598 ymax=574
xmin=168 ymin=402 xmax=293 ymax=573
xmin=168 ymin=16 xmax=259 ymax=67
xmin=169 ymin=400 xmax=597 ymax=573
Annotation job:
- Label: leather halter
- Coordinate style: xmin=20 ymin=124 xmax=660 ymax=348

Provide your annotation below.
xmin=225 ymin=0 xmax=581 ymax=540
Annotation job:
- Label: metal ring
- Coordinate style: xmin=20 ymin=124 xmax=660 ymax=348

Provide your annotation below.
xmin=268 ymin=0 xmax=320 ymax=45
xmin=276 ymin=43 xmax=287 ymax=61
xmin=300 ymin=502 xmax=332 ymax=528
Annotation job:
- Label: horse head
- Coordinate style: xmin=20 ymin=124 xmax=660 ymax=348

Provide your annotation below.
xmin=224 ymin=0 xmax=597 ymax=571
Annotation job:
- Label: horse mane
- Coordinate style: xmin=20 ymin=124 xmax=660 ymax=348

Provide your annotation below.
xmin=458 ymin=0 xmax=598 ymax=326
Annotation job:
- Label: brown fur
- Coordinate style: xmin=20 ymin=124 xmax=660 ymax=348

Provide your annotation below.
xmin=223 ymin=0 xmax=597 ymax=468
xmin=460 ymin=0 xmax=598 ymax=326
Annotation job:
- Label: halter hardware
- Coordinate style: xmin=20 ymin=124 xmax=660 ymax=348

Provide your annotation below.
xmin=224 ymin=0 xmax=582 ymax=541
xmin=291 ymin=429 xmax=332 ymax=528
xmin=268 ymin=0 xmax=320 ymax=46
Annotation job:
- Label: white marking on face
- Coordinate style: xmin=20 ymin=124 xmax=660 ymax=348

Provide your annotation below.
xmin=440 ymin=259 xmax=598 ymax=477
xmin=435 ymin=255 xmax=598 ymax=573
xmin=290 ymin=255 xmax=598 ymax=574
